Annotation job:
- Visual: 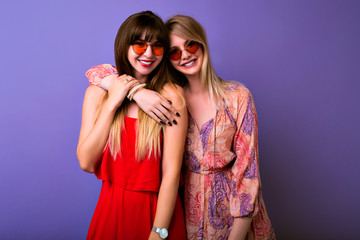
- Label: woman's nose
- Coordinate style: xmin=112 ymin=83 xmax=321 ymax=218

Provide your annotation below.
xmin=181 ymin=49 xmax=190 ymax=59
xmin=143 ymin=45 xmax=154 ymax=58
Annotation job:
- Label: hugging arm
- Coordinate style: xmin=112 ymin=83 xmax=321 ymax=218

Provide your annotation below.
xmin=76 ymin=75 xmax=138 ymax=173
xmin=85 ymin=64 xmax=181 ymax=125
xmin=148 ymin=84 xmax=188 ymax=239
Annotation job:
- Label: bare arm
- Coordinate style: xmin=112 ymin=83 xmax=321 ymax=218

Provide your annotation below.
xmin=133 ymin=87 xmax=181 ymax=126
xmin=148 ymin=85 xmax=188 ymax=240
xmin=85 ymin=64 xmax=180 ymax=125
xmin=76 ymin=75 xmax=138 ymax=173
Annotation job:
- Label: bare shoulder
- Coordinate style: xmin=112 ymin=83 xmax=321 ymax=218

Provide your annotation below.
xmin=161 ymin=83 xmax=185 ymax=108
xmin=162 ymin=83 xmax=185 ymax=97
xmin=83 ymin=85 xmax=107 ymax=108
xmin=85 ymin=85 xmax=106 ymax=98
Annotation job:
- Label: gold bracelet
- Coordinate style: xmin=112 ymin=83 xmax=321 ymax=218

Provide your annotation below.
xmin=126 ymin=82 xmax=140 ymax=99
xmin=127 ymin=82 xmax=140 ymax=93
xmin=127 ymin=83 xmax=146 ymax=101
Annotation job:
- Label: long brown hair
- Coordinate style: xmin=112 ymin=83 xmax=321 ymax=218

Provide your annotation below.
xmin=99 ymin=11 xmax=173 ymax=160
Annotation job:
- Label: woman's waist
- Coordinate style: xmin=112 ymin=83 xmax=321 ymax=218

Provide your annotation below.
xmin=184 ymin=151 xmax=236 ymax=175
xmin=184 ymin=167 xmax=231 ymax=176
xmin=95 ymin=161 xmax=161 ymax=191
xmin=97 ymin=175 xmax=160 ymax=192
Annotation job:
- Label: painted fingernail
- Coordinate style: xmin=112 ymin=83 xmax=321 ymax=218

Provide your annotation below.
xmin=160 ymin=121 xmax=164 ymax=124
xmin=173 ymin=120 xmax=177 ymax=124
xmin=176 ymin=112 xmax=180 ymax=117
xmin=168 ymin=122 xmax=172 ymax=126
xmin=167 ymin=100 xmax=172 ymax=104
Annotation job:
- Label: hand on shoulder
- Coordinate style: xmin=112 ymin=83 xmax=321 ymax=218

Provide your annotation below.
xmin=162 ymin=83 xmax=186 ymax=110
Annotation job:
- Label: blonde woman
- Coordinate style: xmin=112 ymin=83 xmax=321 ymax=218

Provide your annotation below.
xmin=86 ymin=15 xmax=275 ymax=240
xmin=77 ymin=11 xmax=187 ymax=239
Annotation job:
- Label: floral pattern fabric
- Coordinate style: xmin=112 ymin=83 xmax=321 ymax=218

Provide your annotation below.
xmin=85 ymin=65 xmax=275 ymax=240
xmin=183 ymin=82 xmax=275 ymax=239
xmin=85 ymin=64 xmax=117 ymax=86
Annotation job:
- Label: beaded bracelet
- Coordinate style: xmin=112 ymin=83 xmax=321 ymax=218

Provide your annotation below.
xmin=127 ymin=83 xmax=146 ymax=101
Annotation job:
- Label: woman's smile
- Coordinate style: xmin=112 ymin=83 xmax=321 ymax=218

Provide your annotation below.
xmin=138 ymin=59 xmax=155 ymax=67
xmin=181 ymin=58 xmax=197 ymax=67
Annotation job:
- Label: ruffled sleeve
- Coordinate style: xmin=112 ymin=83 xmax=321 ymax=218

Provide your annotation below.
xmin=229 ymin=87 xmax=261 ymax=218
xmin=85 ymin=64 xmax=118 ymax=86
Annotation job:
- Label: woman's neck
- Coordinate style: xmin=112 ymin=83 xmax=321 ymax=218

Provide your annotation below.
xmin=186 ymin=74 xmax=204 ymax=95
xmin=134 ymin=73 xmax=148 ymax=83
xmin=185 ymin=74 xmax=218 ymax=108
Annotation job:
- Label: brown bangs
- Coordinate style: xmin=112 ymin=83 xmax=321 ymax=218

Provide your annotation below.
xmin=114 ymin=11 xmax=169 ymax=77
xmin=127 ymin=14 xmax=169 ymax=49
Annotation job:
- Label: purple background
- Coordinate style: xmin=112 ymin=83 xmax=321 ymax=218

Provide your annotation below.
xmin=1 ymin=0 xmax=359 ymax=239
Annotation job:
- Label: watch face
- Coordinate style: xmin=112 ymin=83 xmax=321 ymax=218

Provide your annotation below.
xmin=159 ymin=228 xmax=168 ymax=238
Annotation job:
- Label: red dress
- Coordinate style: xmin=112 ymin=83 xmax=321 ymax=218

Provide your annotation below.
xmin=87 ymin=116 xmax=186 ymax=240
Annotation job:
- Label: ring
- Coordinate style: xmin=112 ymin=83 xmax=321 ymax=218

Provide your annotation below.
xmin=126 ymin=78 xmax=130 ymax=82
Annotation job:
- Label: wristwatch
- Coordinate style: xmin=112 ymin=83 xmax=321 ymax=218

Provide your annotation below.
xmin=152 ymin=226 xmax=168 ymax=239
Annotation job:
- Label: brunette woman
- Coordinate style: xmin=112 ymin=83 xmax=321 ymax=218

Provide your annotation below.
xmin=77 ymin=11 xmax=187 ymax=240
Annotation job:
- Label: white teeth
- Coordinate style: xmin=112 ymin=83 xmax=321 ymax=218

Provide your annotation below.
xmin=139 ymin=60 xmax=152 ymax=65
xmin=184 ymin=60 xmax=195 ymax=66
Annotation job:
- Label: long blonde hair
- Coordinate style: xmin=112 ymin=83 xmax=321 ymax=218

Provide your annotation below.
xmin=165 ymin=15 xmax=227 ymax=105
xmin=99 ymin=11 xmax=173 ymax=160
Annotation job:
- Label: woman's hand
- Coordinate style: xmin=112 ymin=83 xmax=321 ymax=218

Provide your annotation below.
xmin=228 ymin=217 xmax=252 ymax=240
xmin=94 ymin=73 xmax=180 ymax=125
xmin=148 ymin=231 xmax=162 ymax=240
xmin=106 ymin=74 xmax=139 ymax=109
xmin=133 ymin=88 xmax=180 ymax=125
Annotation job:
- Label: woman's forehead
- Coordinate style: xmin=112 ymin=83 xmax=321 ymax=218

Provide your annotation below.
xmin=138 ymin=28 xmax=164 ymax=42
xmin=169 ymin=34 xmax=187 ymax=46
